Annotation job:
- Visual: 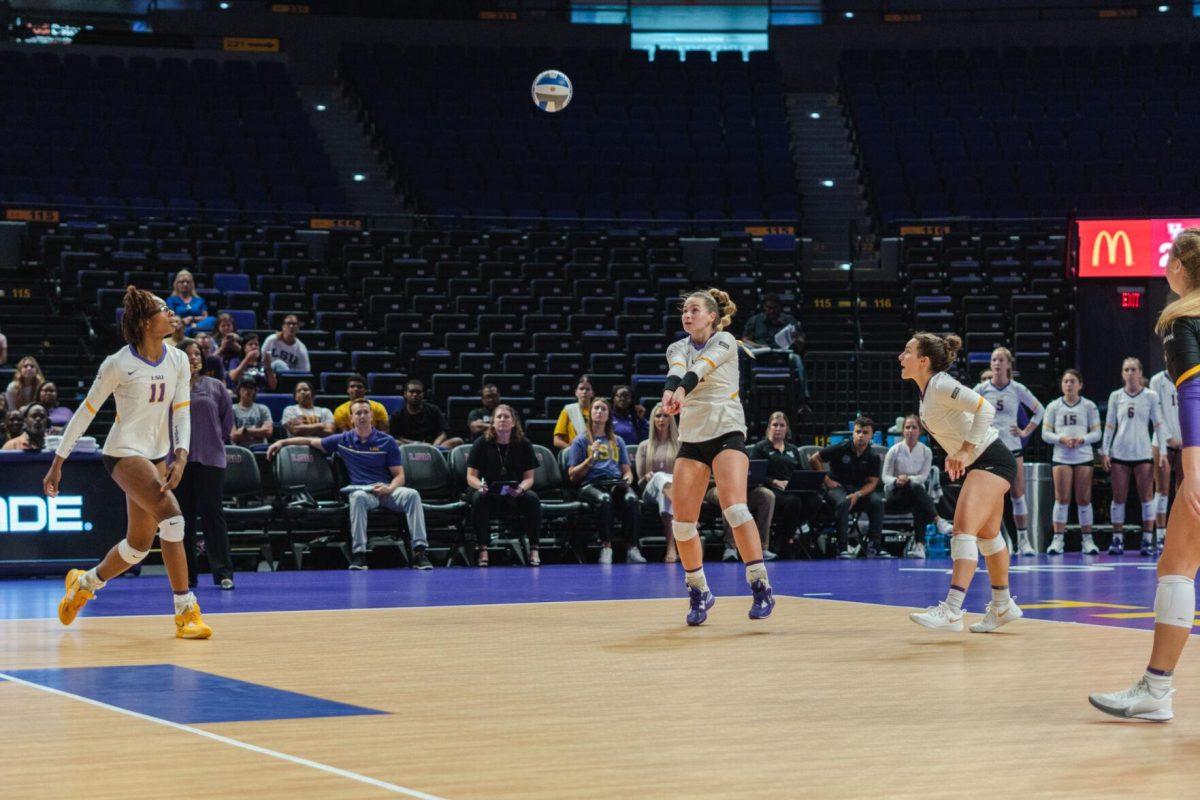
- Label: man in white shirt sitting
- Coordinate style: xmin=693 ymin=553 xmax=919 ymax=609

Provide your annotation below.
xmin=882 ymin=414 xmax=953 ymax=558
xmin=262 ymin=314 xmax=311 ymax=373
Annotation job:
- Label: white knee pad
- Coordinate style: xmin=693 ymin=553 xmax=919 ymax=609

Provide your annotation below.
xmin=950 ymin=534 xmax=978 ymax=561
xmin=117 ymin=539 xmax=149 ymax=564
xmin=672 ymin=520 xmax=698 ymax=542
xmin=157 ymin=515 xmax=185 ymax=543
xmin=1110 ymin=502 xmax=1125 ymax=526
xmin=1141 ymin=500 xmax=1157 ymax=524
xmin=1156 ymin=493 xmax=1169 ymax=516
xmin=1011 ymin=495 xmax=1028 ymax=517
xmin=1077 ymin=504 xmax=1094 ymax=527
xmin=1154 ymin=575 xmax=1196 ymax=629
xmin=1052 ymin=502 xmax=1069 ymax=525
xmin=978 ymin=535 xmax=1007 ymax=557
xmin=722 ymin=503 xmax=754 ymax=528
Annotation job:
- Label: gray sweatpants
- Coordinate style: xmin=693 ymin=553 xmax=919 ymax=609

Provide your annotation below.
xmin=346 ymin=486 xmax=428 ymax=553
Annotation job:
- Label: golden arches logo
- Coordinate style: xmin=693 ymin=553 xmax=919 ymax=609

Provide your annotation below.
xmin=1091 ymin=230 xmax=1134 ymax=268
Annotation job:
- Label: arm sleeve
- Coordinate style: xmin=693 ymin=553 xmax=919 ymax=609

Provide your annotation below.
xmin=170 ymin=356 xmax=192 ymax=454
xmin=553 ymin=408 xmax=571 ymax=437
xmin=1018 ymin=384 xmax=1045 ymax=426
xmin=912 ymin=446 xmax=932 ymax=484
xmin=684 ymin=332 xmax=737 ymax=386
xmin=281 ymin=405 xmax=299 ymax=426
xmin=940 ymin=380 xmax=995 ymax=446
xmin=881 ymin=445 xmax=897 ymax=490
xmin=664 ymin=341 xmax=687 ymax=392
xmin=1041 ymin=401 xmax=1061 ymax=444
xmin=1102 ymin=392 xmax=1118 ymax=455
xmin=567 ymin=438 xmax=586 ymax=467
xmin=1179 ymin=382 xmax=1200 ymax=448
xmin=55 ymin=356 xmax=121 ymax=459
xmin=1085 ymin=402 xmax=1103 ymax=444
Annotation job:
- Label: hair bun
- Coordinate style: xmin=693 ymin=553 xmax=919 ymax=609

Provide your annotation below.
xmin=943 ymin=333 xmax=963 ymax=354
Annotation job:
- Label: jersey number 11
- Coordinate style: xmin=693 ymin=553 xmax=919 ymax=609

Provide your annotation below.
xmin=149 ymin=382 xmax=167 ymax=403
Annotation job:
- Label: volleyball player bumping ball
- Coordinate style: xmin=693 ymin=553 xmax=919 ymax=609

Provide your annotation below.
xmin=661 ymin=289 xmax=774 ymax=626
xmin=42 ymin=286 xmax=212 ymax=639
xmin=1090 ymin=227 xmax=1200 ymax=722
xmin=900 ymin=333 xmax=1023 ymax=633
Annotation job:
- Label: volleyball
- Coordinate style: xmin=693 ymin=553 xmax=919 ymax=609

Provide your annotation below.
xmin=531 ymin=70 xmax=572 ymax=113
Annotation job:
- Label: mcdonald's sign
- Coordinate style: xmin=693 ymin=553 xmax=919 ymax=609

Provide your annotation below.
xmin=1092 ymin=229 xmax=1134 ymax=267
xmin=1077 ymin=218 xmax=1200 ymax=278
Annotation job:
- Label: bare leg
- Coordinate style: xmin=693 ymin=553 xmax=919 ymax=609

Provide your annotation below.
xmin=1135 ymin=462 xmax=1156 ymax=537
xmin=1052 ymin=465 xmax=1074 ymax=535
xmin=1110 ymin=462 xmax=1130 ymax=537
xmin=1075 ymin=465 xmax=1094 ymax=532
xmin=713 ymin=449 xmax=764 ymax=564
xmin=949 ymin=470 xmax=1012 ymax=592
xmin=669 ymin=459 xmax=711 ymax=572
xmin=1011 ymin=455 xmax=1028 ymax=531
xmin=1148 ymin=500 xmax=1200 ymax=671
xmin=96 ymin=459 xmax=183 ymax=585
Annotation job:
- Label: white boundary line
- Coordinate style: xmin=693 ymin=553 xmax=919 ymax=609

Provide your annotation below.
xmin=0 ymin=670 xmax=448 ymax=800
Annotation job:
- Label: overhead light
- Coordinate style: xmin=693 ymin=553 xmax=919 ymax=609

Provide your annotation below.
xmin=1158 ymin=4 xmax=1170 ymax=11
xmin=822 ymin=179 xmax=835 ymax=188
xmin=844 ymin=11 xmax=854 ymax=19
xmin=315 ymin=104 xmax=327 ymax=112
xmin=840 ymin=263 xmax=852 ymax=270
xmin=218 ymin=1 xmax=230 ymax=8
xmin=809 ymin=112 xmax=821 ymax=119
xmin=353 ymin=174 xmax=366 ymax=182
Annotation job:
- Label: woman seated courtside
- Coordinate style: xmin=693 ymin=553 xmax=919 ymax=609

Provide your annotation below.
xmin=567 ymin=398 xmax=645 ymax=564
xmin=464 ymin=404 xmax=542 ymax=567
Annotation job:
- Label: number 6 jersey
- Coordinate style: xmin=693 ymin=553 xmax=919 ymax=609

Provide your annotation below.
xmin=56 ymin=344 xmax=192 ymax=460
xmin=1101 ymin=387 xmax=1163 ymax=462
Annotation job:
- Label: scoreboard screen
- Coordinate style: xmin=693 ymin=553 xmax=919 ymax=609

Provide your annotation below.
xmin=1075 ymin=217 xmax=1200 ymax=279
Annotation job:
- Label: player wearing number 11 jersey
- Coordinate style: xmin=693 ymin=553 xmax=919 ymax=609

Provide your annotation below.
xmin=44 ymin=286 xmax=211 ymax=639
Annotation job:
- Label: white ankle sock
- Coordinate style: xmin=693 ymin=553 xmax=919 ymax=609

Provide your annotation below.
xmin=990 ymin=585 xmax=1011 ymax=610
xmin=173 ymin=591 xmax=196 ymax=615
xmin=685 ymin=567 xmax=709 ymax=593
xmin=1144 ymin=668 xmax=1173 ymax=695
xmin=745 ymin=560 xmax=769 ymax=587
xmin=81 ymin=568 xmax=106 ymax=591
xmin=946 ymin=585 xmax=966 ymax=613
xmin=1017 ymin=527 xmax=1029 ymax=542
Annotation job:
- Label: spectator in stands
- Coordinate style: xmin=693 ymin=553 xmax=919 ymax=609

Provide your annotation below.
xmin=266 ymin=398 xmax=434 ymax=571
xmin=216 ymin=313 xmax=237 ymax=339
xmin=749 ymin=411 xmax=810 ymax=557
xmin=389 ymin=379 xmax=462 ymax=449
xmin=36 ymin=381 xmax=72 ymax=434
xmin=167 ymin=315 xmax=186 ymax=347
xmin=0 ymin=326 xmax=7 ymax=364
xmin=567 ymin=398 xmax=645 ymax=564
xmin=3 ymin=407 xmax=23 ymax=445
xmin=5 ymin=355 xmax=45 ymax=410
xmin=230 ymin=376 xmax=273 ymax=448
xmin=467 ymin=384 xmax=501 ymax=441
xmin=194 ymin=331 xmax=225 ymax=381
xmin=610 ymin=385 xmax=648 ymax=446
xmin=261 ymin=314 xmax=311 ymax=373
xmin=706 ymin=477 xmax=777 ymax=563
xmin=167 ymin=269 xmax=216 ymax=336
xmin=2 ymin=402 xmax=48 ymax=451
xmin=333 ymin=374 xmax=389 ymax=432
xmin=883 ymin=414 xmax=953 ymax=559
xmin=282 ymin=380 xmax=335 ymax=437
xmin=465 ymin=404 xmax=542 ymax=567
xmin=227 ymin=334 xmax=277 ymax=391
xmin=636 ymin=403 xmax=680 ymax=562
xmin=173 ymin=339 xmax=235 ymax=590
xmin=741 ymin=293 xmax=809 ymax=406
xmin=0 ymin=394 xmax=7 ymax=420
xmin=553 ymin=375 xmax=594 ymax=450
xmin=218 ymin=331 xmax=242 ymax=375
xmin=810 ymin=416 xmax=888 ymax=559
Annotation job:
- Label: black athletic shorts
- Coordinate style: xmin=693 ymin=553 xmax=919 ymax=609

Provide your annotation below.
xmin=677 ymin=431 xmax=746 ymax=468
xmin=103 ymin=454 xmax=165 ymax=476
xmin=1051 ymin=460 xmax=1094 ymax=469
xmin=1010 ymin=448 xmax=1024 ymax=460
xmin=964 ymin=439 xmax=1018 ymax=486
xmin=1111 ymin=458 xmax=1152 ymax=468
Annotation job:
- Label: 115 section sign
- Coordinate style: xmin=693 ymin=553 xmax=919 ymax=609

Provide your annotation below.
xmin=1077 ymin=218 xmax=1200 ymax=279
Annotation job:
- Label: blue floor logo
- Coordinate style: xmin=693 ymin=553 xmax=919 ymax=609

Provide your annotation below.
xmin=0 ymin=496 xmax=92 ymax=533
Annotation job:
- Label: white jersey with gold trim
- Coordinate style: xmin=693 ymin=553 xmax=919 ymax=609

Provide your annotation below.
xmin=665 ymin=331 xmax=746 ymax=443
xmin=1041 ymin=396 xmax=1102 ymax=465
xmin=1149 ymin=370 xmax=1181 ymax=449
xmin=56 ymin=343 xmax=192 ymax=460
xmin=1101 ymin=388 xmax=1163 ymax=463
xmin=918 ymin=371 xmax=998 ymax=467
xmin=971 ymin=379 xmax=1044 ymax=452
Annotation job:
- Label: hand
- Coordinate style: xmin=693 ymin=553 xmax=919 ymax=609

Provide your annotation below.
xmin=1182 ymin=472 xmax=1200 ymax=519
xmin=895 ymin=474 xmax=909 ymax=486
xmin=945 ymin=449 xmax=969 ymax=481
xmin=371 ymin=482 xmax=390 ymax=497
xmin=590 ymin=440 xmax=605 ymax=459
xmin=163 ymin=454 xmax=187 ymax=493
xmin=634 ymin=404 xmax=646 ymax=420
xmin=477 ymin=481 xmax=489 ymax=495
xmin=847 ymin=491 xmax=860 ymax=509
xmin=772 ymin=478 xmax=788 ymax=490
xmin=266 ymin=441 xmax=282 ymax=460
xmin=823 ymin=476 xmax=838 ymax=490
xmin=512 ymin=484 xmax=525 ymax=497
xmin=1009 ymin=425 xmax=1022 ymax=437
xmin=1101 ymin=454 xmax=1111 ymax=471
xmin=43 ymin=465 xmax=62 ymax=497
xmin=661 ymin=390 xmax=678 ymax=415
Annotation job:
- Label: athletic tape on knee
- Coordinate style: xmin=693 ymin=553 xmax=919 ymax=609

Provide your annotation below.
xmin=950 ymin=534 xmax=978 ymax=561
xmin=1156 ymin=493 xmax=1169 ymax=516
xmin=672 ymin=520 xmax=699 ymax=542
xmin=1011 ymin=495 xmax=1028 ymax=517
xmin=1078 ymin=504 xmax=1094 ymax=527
xmin=157 ymin=515 xmax=185 ymax=543
xmin=1154 ymin=575 xmax=1196 ymax=629
xmin=1052 ymin=502 xmax=1070 ymax=525
xmin=722 ymin=503 xmax=754 ymax=528
xmin=978 ymin=535 xmax=1007 ymax=556
xmin=1141 ymin=500 xmax=1157 ymax=524
xmin=1110 ymin=502 xmax=1125 ymax=526
xmin=117 ymin=539 xmax=149 ymax=564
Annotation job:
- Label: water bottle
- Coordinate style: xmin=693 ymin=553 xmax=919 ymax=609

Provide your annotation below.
xmin=926 ymin=523 xmax=948 ymax=558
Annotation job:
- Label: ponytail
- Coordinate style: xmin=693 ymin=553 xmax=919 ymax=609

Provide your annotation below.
xmin=682 ymin=288 xmax=738 ymax=333
xmin=121 ymin=285 xmax=161 ymax=344
xmin=912 ymin=331 xmax=962 ymax=373
xmin=1155 ymin=228 xmax=1200 ymax=335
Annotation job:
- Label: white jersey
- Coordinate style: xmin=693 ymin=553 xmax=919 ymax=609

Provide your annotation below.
xmin=56 ymin=343 xmax=192 ymax=460
xmin=1041 ymin=397 xmax=1102 ymax=465
xmin=261 ymin=333 xmax=311 ymax=372
xmin=972 ymin=379 xmax=1044 ymax=452
xmin=1149 ymin=371 xmax=1181 ymax=449
xmin=665 ymin=331 xmax=746 ymax=443
xmin=919 ymin=371 xmax=998 ymax=467
xmin=1102 ymin=388 xmax=1163 ymax=462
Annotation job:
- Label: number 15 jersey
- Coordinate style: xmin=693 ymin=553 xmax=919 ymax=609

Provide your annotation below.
xmin=56 ymin=343 xmax=192 ymax=460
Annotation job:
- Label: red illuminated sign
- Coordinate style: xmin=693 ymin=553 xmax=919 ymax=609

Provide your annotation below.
xmin=1077 ymin=217 xmax=1200 ymax=279
xmin=1120 ymin=290 xmax=1142 ymax=309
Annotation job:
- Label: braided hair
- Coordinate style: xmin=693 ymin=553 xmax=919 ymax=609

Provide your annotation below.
xmin=120 ymin=285 xmax=163 ymax=344
xmin=682 ymin=288 xmax=738 ymax=333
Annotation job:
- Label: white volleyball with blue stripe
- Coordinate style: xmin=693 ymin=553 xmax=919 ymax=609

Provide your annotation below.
xmin=531 ymin=70 xmax=572 ymax=113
